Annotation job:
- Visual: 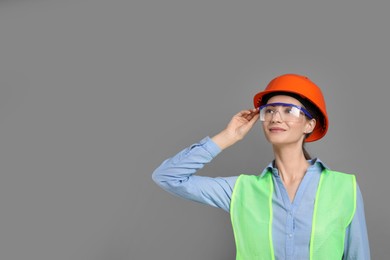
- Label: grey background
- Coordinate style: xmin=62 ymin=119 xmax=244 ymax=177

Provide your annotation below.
xmin=0 ymin=0 xmax=388 ymax=259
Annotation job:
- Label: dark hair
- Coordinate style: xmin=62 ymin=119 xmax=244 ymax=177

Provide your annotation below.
xmin=262 ymin=92 xmax=322 ymax=160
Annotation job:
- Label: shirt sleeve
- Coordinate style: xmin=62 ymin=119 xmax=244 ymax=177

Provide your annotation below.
xmin=152 ymin=136 xmax=237 ymax=213
xmin=343 ymin=183 xmax=371 ymax=259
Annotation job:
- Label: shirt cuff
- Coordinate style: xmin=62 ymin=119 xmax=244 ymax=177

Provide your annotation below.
xmin=199 ymin=136 xmax=222 ymax=158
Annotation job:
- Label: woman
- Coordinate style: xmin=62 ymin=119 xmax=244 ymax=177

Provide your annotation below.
xmin=152 ymin=74 xmax=370 ymax=259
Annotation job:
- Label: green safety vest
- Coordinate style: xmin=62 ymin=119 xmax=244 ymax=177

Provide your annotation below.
xmin=230 ymin=169 xmax=356 ymax=260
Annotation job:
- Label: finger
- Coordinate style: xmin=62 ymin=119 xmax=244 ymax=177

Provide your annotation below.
xmin=251 ymin=113 xmax=260 ymax=122
xmin=240 ymin=110 xmax=252 ymax=115
xmin=247 ymin=113 xmax=260 ymax=127
xmin=244 ymin=109 xmax=259 ymax=119
xmin=238 ymin=108 xmax=257 ymax=116
xmin=247 ymin=111 xmax=259 ymax=122
xmin=234 ymin=110 xmax=250 ymax=119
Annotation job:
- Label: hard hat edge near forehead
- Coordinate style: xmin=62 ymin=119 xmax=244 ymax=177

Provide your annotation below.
xmin=253 ymin=74 xmax=329 ymax=142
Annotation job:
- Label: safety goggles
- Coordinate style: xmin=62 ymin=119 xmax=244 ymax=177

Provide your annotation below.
xmin=259 ymin=102 xmax=313 ymax=122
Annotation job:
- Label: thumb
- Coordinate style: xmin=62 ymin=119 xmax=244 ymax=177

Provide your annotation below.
xmin=239 ymin=112 xmax=259 ymax=135
xmin=247 ymin=112 xmax=260 ymax=128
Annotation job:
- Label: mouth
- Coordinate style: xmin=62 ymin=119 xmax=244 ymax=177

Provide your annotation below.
xmin=269 ymin=127 xmax=286 ymax=133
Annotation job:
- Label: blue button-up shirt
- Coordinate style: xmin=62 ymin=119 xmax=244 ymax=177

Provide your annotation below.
xmin=152 ymin=137 xmax=370 ymax=259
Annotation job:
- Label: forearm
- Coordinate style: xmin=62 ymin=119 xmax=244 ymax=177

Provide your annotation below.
xmin=152 ymin=137 xmax=221 ymax=185
xmin=211 ymin=130 xmax=240 ymax=150
xmin=151 ymin=136 xmax=236 ymax=211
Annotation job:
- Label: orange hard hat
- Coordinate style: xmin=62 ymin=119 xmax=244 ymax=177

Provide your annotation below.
xmin=253 ymin=74 xmax=328 ymax=142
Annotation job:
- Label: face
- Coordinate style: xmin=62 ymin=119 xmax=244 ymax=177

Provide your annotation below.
xmin=261 ymin=95 xmax=316 ymax=146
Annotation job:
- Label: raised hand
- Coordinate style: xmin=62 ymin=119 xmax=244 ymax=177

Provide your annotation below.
xmin=212 ymin=108 xmax=260 ymax=150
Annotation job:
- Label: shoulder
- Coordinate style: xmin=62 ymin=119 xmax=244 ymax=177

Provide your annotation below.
xmin=233 ymin=173 xmax=273 ymax=192
xmin=323 ymin=168 xmax=356 ymax=179
xmin=235 ymin=174 xmax=262 ymax=183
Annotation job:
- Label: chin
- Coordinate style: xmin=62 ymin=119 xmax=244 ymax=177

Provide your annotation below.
xmin=265 ymin=135 xmax=285 ymax=144
xmin=266 ymin=135 xmax=303 ymax=146
xmin=268 ymin=139 xmax=289 ymax=146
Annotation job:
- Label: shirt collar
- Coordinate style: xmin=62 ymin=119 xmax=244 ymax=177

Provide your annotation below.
xmin=260 ymin=158 xmax=330 ymax=178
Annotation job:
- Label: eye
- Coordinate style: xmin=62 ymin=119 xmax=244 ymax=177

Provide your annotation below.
xmin=265 ymin=108 xmax=275 ymax=114
xmin=284 ymin=106 xmax=302 ymax=117
xmin=284 ymin=107 xmax=294 ymax=114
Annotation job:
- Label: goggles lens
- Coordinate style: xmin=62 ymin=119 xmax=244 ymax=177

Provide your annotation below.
xmin=259 ymin=102 xmax=312 ymax=122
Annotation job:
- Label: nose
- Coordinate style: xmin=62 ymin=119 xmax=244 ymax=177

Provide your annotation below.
xmin=271 ymin=110 xmax=283 ymax=122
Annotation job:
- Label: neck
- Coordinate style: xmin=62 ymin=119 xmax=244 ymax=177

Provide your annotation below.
xmin=272 ymin=143 xmax=310 ymax=183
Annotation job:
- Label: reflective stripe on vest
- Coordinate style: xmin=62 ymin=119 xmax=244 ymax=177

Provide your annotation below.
xmin=230 ymin=169 xmax=356 ymax=260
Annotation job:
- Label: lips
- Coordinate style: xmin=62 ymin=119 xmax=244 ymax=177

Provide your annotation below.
xmin=269 ymin=127 xmax=286 ymax=132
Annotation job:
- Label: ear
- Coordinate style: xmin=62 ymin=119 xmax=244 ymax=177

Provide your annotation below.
xmin=304 ymin=118 xmax=316 ymax=134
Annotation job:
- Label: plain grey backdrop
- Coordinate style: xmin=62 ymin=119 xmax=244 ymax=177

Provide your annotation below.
xmin=0 ymin=0 xmax=389 ymax=259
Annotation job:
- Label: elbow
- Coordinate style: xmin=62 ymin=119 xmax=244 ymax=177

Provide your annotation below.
xmin=152 ymin=167 xmax=163 ymax=187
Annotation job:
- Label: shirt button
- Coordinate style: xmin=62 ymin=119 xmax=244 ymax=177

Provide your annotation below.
xmin=288 ymin=234 xmax=293 ymax=238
